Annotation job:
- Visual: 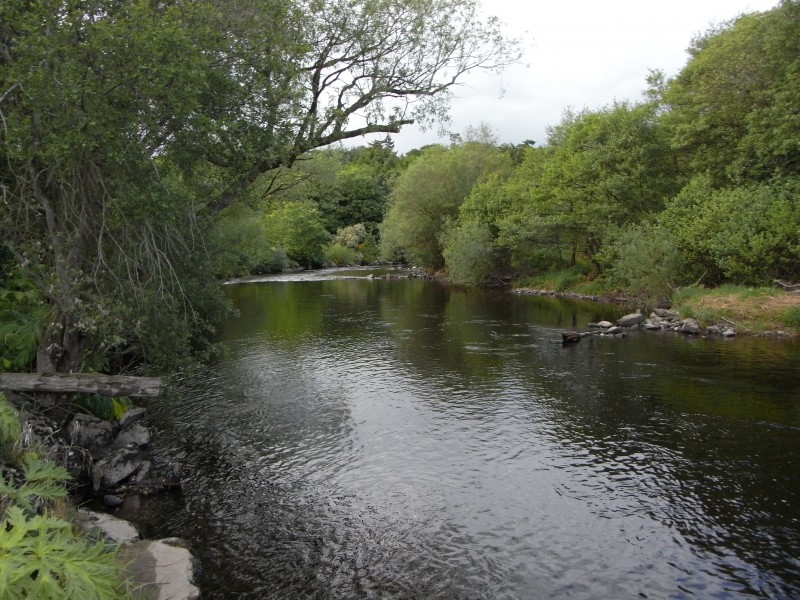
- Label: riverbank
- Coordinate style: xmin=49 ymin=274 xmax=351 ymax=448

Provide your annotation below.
xmin=512 ymin=284 xmax=800 ymax=337
xmin=0 ymin=391 xmax=199 ymax=599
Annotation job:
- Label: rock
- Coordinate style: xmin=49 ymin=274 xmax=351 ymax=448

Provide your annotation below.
xmin=654 ymin=308 xmax=680 ymax=319
xmin=617 ymin=313 xmax=644 ymax=327
xmin=644 ymin=320 xmax=661 ymax=331
xmin=114 ymin=423 xmax=151 ymax=449
xmin=68 ymin=413 xmax=113 ymax=457
xmin=127 ymin=539 xmax=201 ymax=600
xmin=605 ymin=326 xmax=624 ymax=335
xmin=92 ymin=446 xmax=146 ymax=491
xmin=77 ymin=509 xmax=139 ymax=544
xmin=103 ymin=494 xmax=125 ymax=507
xmin=679 ymin=319 xmax=702 ymax=334
xmin=562 ymin=332 xmax=582 ymax=344
xmin=706 ymin=325 xmax=722 ymax=334
xmin=723 ymin=328 xmax=736 ymax=337
xmin=597 ymin=320 xmax=614 ymax=328
xmin=118 ymin=407 xmax=147 ymax=429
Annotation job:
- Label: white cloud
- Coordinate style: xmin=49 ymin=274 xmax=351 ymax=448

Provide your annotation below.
xmin=371 ymin=0 xmax=779 ymax=153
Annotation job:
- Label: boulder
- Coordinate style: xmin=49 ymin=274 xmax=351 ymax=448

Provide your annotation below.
xmin=723 ymin=328 xmax=737 ymax=337
xmin=706 ymin=325 xmax=722 ymax=334
xmin=605 ymin=326 xmax=624 ymax=335
xmin=654 ymin=308 xmax=679 ymax=319
xmin=114 ymin=423 xmax=151 ymax=449
xmin=597 ymin=320 xmax=614 ymax=328
xmin=617 ymin=313 xmax=644 ymax=327
xmin=127 ymin=538 xmax=200 ymax=600
xmin=92 ymin=446 xmax=146 ymax=491
xmin=644 ymin=320 xmax=661 ymax=331
xmin=679 ymin=319 xmax=702 ymax=334
xmin=68 ymin=413 xmax=113 ymax=457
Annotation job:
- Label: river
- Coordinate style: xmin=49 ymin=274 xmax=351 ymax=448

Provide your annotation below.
xmin=139 ymin=268 xmax=800 ymax=599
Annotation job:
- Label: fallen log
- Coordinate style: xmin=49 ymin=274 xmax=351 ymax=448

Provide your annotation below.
xmin=0 ymin=373 xmax=162 ymax=397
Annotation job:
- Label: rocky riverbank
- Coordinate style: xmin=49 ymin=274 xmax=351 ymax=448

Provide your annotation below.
xmin=2 ymin=392 xmax=200 ymax=599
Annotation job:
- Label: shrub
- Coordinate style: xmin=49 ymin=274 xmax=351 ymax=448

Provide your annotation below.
xmin=442 ymin=220 xmax=496 ymax=285
xmin=325 ymin=243 xmax=358 ymax=266
xmin=599 ymin=223 xmax=685 ymax=303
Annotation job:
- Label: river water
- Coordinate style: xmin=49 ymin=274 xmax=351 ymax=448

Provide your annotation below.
xmin=141 ymin=268 xmax=800 ymax=599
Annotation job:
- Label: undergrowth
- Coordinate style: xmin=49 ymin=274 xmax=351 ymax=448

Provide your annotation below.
xmin=0 ymin=392 xmax=130 ymax=599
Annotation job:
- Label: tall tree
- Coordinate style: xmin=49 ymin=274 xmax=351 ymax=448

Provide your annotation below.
xmin=0 ymin=0 xmax=518 ymax=375
xmin=201 ymin=0 xmax=520 ymax=213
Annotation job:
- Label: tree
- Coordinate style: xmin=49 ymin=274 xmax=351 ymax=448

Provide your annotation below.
xmin=662 ymin=1 xmax=800 ymax=184
xmin=0 ymin=0 xmax=226 ymax=373
xmin=201 ymin=0 xmax=521 ymax=213
xmin=380 ymin=142 xmax=508 ymax=269
xmin=0 ymin=0 xmax=518 ymax=375
xmin=263 ymin=202 xmax=330 ymax=268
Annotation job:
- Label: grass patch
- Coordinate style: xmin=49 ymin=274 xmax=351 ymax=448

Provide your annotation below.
xmin=672 ymin=285 xmax=800 ymax=333
xmin=515 ymin=264 xmax=593 ymax=293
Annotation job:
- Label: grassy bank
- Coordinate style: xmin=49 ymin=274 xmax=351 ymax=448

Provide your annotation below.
xmin=513 ymin=267 xmax=800 ymax=335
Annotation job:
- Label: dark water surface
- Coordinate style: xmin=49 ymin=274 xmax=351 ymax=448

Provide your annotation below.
xmin=142 ymin=269 xmax=800 ymax=599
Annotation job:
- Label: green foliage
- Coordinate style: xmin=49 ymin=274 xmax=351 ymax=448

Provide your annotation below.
xmin=784 ymin=306 xmax=800 ymax=329
xmin=325 ymin=244 xmax=359 ymax=266
xmin=0 ymin=268 xmax=48 ymax=372
xmin=661 ymin=176 xmax=800 ymax=285
xmin=0 ymin=457 xmax=70 ymax=514
xmin=441 ymin=221 xmax=497 ymax=285
xmin=599 ymin=223 xmax=685 ymax=303
xmin=381 ymin=143 xmax=509 ymax=269
xmin=516 ymin=264 xmax=592 ymax=293
xmin=0 ymin=507 xmax=125 ymax=600
xmin=263 ymin=202 xmax=330 ymax=268
xmin=213 ymin=203 xmax=275 ymax=277
xmin=661 ymin=1 xmax=800 ymax=184
xmin=73 ymin=395 xmax=132 ymax=422
xmin=0 ymin=393 xmax=21 ymax=461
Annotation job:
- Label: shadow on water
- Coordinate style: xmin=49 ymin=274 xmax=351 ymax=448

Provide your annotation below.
xmin=139 ymin=273 xmax=800 ymax=599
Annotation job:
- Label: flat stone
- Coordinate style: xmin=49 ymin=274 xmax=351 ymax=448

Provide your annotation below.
xmin=654 ymin=308 xmax=680 ymax=319
xmin=77 ymin=509 xmax=139 ymax=544
xmin=597 ymin=321 xmax=614 ymax=328
xmin=605 ymin=326 xmax=624 ymax=335
xmin=723 ymin=328 xmax=736 ymax=337
xmin=617 ymin=313 xmax=644 ymax=327
xmin=127 ymin=539 xmax=200 ymax=600
xmin=644 ymin=321 xmax=661 ymax=330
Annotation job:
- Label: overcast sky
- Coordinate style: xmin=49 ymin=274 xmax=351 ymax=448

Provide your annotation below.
xmin=372 ymin=0 xmax=779 ymax=153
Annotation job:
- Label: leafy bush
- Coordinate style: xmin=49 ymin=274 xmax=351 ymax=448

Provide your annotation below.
xmin=263 ymin=202 xmax=330 ymax=268
xmin=325 ymin=243 xmax=358 ymax=266
xmin=599 ymin=223 xmax=685 ymax=303
xmin=441 ymin=220 xmax=496 ymax=285
xmin=661 ymin=176 xmax=800 ymax=285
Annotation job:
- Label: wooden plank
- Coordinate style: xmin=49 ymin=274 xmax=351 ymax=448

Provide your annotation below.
xmin=0 ymin=373 xmax=163 ymax=397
